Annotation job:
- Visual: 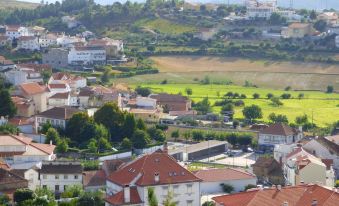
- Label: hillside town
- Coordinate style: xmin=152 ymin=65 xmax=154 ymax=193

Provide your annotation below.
xmin=0 ymin=0 xmax=339 ymax=206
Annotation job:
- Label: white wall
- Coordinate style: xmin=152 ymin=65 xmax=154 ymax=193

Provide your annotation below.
xmin=200 ymin=178 xmax=257 ymax=194
xmin=40 ymin=173 xmax=83 ymax=192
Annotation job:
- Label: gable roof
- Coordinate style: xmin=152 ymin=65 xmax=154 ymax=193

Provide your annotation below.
xmin=83 ymin=170 xmax=106 ymax=188
xmin=105 ymin=187 xmax=142 ymax=205
xmin=316 ymin=137 xmax=339 ymax=155
xmin=36 ymin=106 xmax=80 ymax=120
xmin=194 ymin=168 xmax=256 ymax=182
xmin=0 ymin=168 xmax=28 ymax=189
xmin=19 ymin=82 xmax=46 ymax=95
xmin=40 ymin=161 xmax=82 ymax=174
xmin=149 ymin=93 xmax=189 ymax=103
xmin=212 ymin=184 xmax=339 ymax=206
xmin=107 ymin=150 xmax=201 ymax=186
xmin=49 ymin=92 xmax=70 ymax=99
xmin=261 ymin=123 xmax=298 ymax=136
xmin=48 ymin=83 xmax=67 ymax=89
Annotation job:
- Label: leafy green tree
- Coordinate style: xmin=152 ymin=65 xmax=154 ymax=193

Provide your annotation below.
xmin=0 ymin=89 xmax=16 ymax=118
xmin=309 ymin=10 xmax=317 ymax=20
xmin=185 ymin=88 xmax=192 ymax=96
xmin=252 ymin=93 xmax=260 ymax=99
xmin=163 ymin=191 xmax=176 ymax=206
xmin=237 ymin=135 xmax=252 ymax=146
xmin=227 ymin=133 xmax=237 ymax=146
xmin=266 ymin=93 xmax=274 ymax=99
xmin=171 ymin=130 xmax=179 ymax=141
xmin=131 ymin=129 xmax=151 ymax=149
xmin=76 ymin=192 xmax=104 ymax=206
xmin=183 ymin=131 xmax=191 ymax=141
xmin=14 ymin=188 xmax=34 ymax=205
xmin=45 ymin=128 xmax=60 ymax=144
xmin=225 ymin=91 xmax=234 ymax=98
xmin=61 ymin=185 xmax=84 ymax=198
xmin=147 ymin=187 xmax=158 ymax=206
xmin=281 ymin=93 xmax=291 ymax=99
xmin=326 ymin=85 xmax=334 ymax=93
xmin=122 ymin=113 xmax=136 ymax=138
xmin=94 ymin=102 xmax=125 ymax=142
xmin=135 ymin=86 xmax=151 ymax=97
xmin=56 ymin=138 xmax=69 ymax=153
xmin=220 ymin=103 xmax=234 ymax=117
xmin=35 ymin=187 xmax=55 ymax=202
xmin=0 ymin=194 xmax=10 ymax=206
xmin=148 ymin=127 xmax=166 ymax=142
xmin=295 ymin=114 xmax=309 ymax=125
xmin=66 ymin=112 xmax=92 ymax=143
xmin=87 ymin=139 xmax=98 ymax=153
xmin=100 ymin=68 xmax=110 ymax=84
xmin=121 ymin=137 xmax=132 ymax=150
xmin=136 ymin=118 xmax=146 ymax=130
xmin=195 ymin=97 xmax=212 ymax=115
xmin=192 ymin=130 xmax=204 ymax=141
xmin=0 ymin=124 xmax=19 ymax=134
xmin=268 ymin=113 xmax=288 ymax=124
xmin=242 ymin=105 xmax=263 ymax=122
xmin=269 ymin=12 xmax=286 ymax=25
xmin=221 ymin=183 xmax=234 ymax=193
xmin=244 ymin=184 xmax=256 ymax=191
xmin=270 ymin=97 xmax=283 ymax=106
xmin=298 ymin=93 xmax=304 ymax=99
xmin=40 ymin=121 xmax=52 ymax=134
xmin=202 ymin=201 xmax=215 ymax=206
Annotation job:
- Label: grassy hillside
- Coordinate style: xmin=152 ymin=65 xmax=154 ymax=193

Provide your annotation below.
xmin=135 ymin=18 xmax=196 ymax=35
xmin=130 ymin=84 xmax=339 ymax=127
xmin=0 ymin=0 xmax=39 ymax=9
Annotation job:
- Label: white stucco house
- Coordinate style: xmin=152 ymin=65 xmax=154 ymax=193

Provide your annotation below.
xmin=194 ymin=168 xmax=257 ymax=194
xmin=258 ymin=123 xmax=303 ymax=152
xmin=48 ymin=92 xmax=71 ymax=107
xmin=68 ymin=46 xmax=106 ymax=65
xmin=105 ymin=149 xmax=202 ymax=206
xmin=40 ymin=161 xmax=83 ymax=193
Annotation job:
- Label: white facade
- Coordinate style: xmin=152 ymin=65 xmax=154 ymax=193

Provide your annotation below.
xmin=4 ymin=68 xmax=43 ymax=85
xmin=23 ymin=169 xmax=40 ymax=190
xmin=273 ymin=143 xmax=297 ymax=164
xmin=68 ymin=47 xmax=106 ymax=65
xmin=17 ymin=37 xmax=40 ymax=51
xmin=259 ymin=133 xmax=302 ymax=146
xmin=35 ymin=116 xmax=66 ymax=132
xmin=40 ymin=173 xmax=82 ymax=193
xmin=56 ymin=35 xmax=85 ymax=47
xmin=106 ymin=181 xmax=200 ymax=206
xmin=246 ymin=0 xmax=277 ymax=19
xmin=200 ymin=178 xmax=256 ymax=194
xmin=336 ymin=35 xmax=339 ymax=48
xmin=39 ymin=34 xmax=58 ymax=48
xmin=136 ymin=97 xmax=157 ymax=108
xmin=48 ymin=95 xmax=71 ymax=107
xmin=6 ymin=26 xmax=32 ymax=40
xmin=48 ymin=83 xmax=71 ymax=96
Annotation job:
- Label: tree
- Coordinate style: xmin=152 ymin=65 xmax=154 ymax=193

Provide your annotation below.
xmin=309 ymin=10 xmax=317 ymax=20
xmin=281 ymin=93 xmax=291 ymax=99
xmin=35 ymin=187 xmax=55 ymax=203
xmin=147 ymin=45 xmax=156 ymax=52
xmin=237 ymin=135 xmax=252 ymax=146
xmin=0 ymin=89 xmax=16 ymax=118
xmin=298 ymin=93 xmax=304 ymax=99
xmin=135 ymin=86 xmax=151 ymax=97
xmin=232 ymin=120 xmax=239 ymax=129
xmin=56 ymin=138 xmax=69 ymax=153
xmin=121 ymin=137 xmax=132 ymax=150
xmin=136 ymin=118 xmax=146 ymax=130
xmin=101 ymin=68 xmax=110 ymax=84
xmin=66 ymin=112 xmax=93 ymax=144
xmin=45 ymin=128 xmax=60 ymax=144
xmin=0 ymin=123 xmax=19 ymax=134
xmin=183 ymin=131 xmax=191 ymax=141
xmin=295 ymin=114 xmax=309 ymax=125
xmin=266 ymin=93 xmax=274 ymax=99
xmin=61 ymin=185 xmax=84 ymax=198
xmin=242 ymin=105 xmax=263 ymax=122
xmin=252 ymin=93 xmax=260 ymax=99
xmin=220 ymin=103 xmax=234 ymax=117
xmin=192 ymin=130 xmax=204 ymax=141
xmin=171 ymin=130 xmax=179 ymax=141
xmin=269 ymin=12 xmax=286 ymax=25
xmin=94 ymin=102 xmax=125 ymax=142
xmin=225 ymin=91 xmax=234 ymax=98
xmin=76 ymin=192 xmax=104 ymax=206
xmin=268 ymin=113 xmax=288 ymax=124
xmin=131 ymin=129 xmax=151 ymax=149
xmin=0 ymin=194 xmax=10 ymax=206
xmin=40 ymin=121 xmax=52 ymax=134
xmin=314 ymin=19 xmax=327 ymax=32
xmin=285 ymin=86 xmax=291 ymax=91
xmin=195 ymin=97 xmax=212 ymax=115
xmin=221 ymin=183 xmax=234 ymax=193
xmin=227 ymin=133 xmax=237 ymax=146
xmin=326 ymin=85 xmax=334 ymax=93
xmin=147 ymin=187 xmax=158 ymax=206
xmin=122 ymin=113 xmax=136 ymax=138
xmin=270 ymin=97 xmax=283 ymax=106
xmin=202 ymin=201 xmax=215 ymax=206
xmin=147 ymin=127 xmax=166 ymax=142
xmin=185 ymin=88 xmax=192 ymax=96
xmin=14 ymin=189 xmax=34 ymax=205
xmin=163 ymin=191 xmax=176 ymax=206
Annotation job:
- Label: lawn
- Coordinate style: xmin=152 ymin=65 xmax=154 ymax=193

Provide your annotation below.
xmin=131 ymin=84 xmax=339 ymax=127
xmin=0 ymin=0 xmax=38 ymax=9
xmin=134 ymin=18 xmax=196 ymax=35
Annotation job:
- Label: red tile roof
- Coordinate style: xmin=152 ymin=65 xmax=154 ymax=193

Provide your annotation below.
xmin=48 ymin=83 xmax=67 ymax=89
xmin=36 ymin=106 xmax=80 ymax=120
xmin=17 ymin=64 xmax=52 ymax=73
xmin=212 ymin=184 xmax=339 ymax=206
xmin=261 ymin=123 xmax=298 ymax=136
xmin=194 ymin=168 xmax=256 ymax=182
xmin=30 ymin=143 xmax=55 ymax=155
xmin=83 ymin=170 xmax=106 ymax=188
xmin=49 ymin=92 xmax=70 ymax=99
xmin=105 ymin=187 xmax=142 ymax=205
xmin=107 ymin=150 xmax=201 ymax=186
xmin=20 ymin=82 xmax=46 ymax=95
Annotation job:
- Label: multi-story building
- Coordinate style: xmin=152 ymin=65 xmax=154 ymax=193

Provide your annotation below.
xmin=105 ymin=149 xmax=201 ymax=206
xmin=11 ymin=96 xmax=35 ymax=117
xmin=88 ymin=38 xmax=124 ymax=58
xmin=0 ymin=134 xmax=56 ymax=169
xmin=39 ymin=33 xmax=58 ymax=48
xmin=258 ymin=123 xmax=303 ymax=152
xmin=68 ymin=46 xmax=106 ymax=65
xmin=4 ymin=67 xmax=43 ymax=86
xmin=17 ymin=36 xmax=40 ymax=51
xmin=48 ymin=83 xmax=71 ymax=96
xmin=149 ymin=93 xmax=191 ymax=112
xmin=0 ymin=35 xmax=11 ymax=47
xmin=56 ymin=35 xmax=85 ymax=48
xmin=18 ymin=82 xmax=48 ymax=113
xmin=40 ymin=161 xmax=83 ymax=193
xmin=281 ymin=23 xmax=314 ymax=38
xmin=48 ymin=72 xmax=87 ymax=91
xmin=34 ymin=106 xmax=80 ymax=132
xmin=42 ymin=48 xmax=69 ymax=69
xmin=317 ymin=12 xmax=339 ymax=26
xmin=5 ymin=25 xmax=32 ymax=40
xmin=48 ymin=92 xmax=71 ymax=107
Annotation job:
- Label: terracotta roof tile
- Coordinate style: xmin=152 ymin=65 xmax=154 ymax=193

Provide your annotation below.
xmin=107 ymin=150 xmax=201 ymax=186
xmin=105 ymin=187 xmax=142 ymax=205
xmin=36 ymin=106 xmax=80 ymax=120
xmin=0 ymin=168 xmax=28 ymax=188
xmin=261 ymin=123 xmax=298 ymax=136
xmin=194 ymin=168 xmax=256 ymax=182
xmin=83 ymin=170 xmax=106 ymax=187
xmin=49 ymin=92 xmax=70 ymax=99
xmin=30 ymin=143 xmax=55 ymax=155
xmin=49 ymin=83 xmax=67 ymax=89
xmin=19 ymin=82 xmax=46 ymax=95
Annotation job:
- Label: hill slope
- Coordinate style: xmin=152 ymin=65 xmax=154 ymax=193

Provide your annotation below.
xmin=0 ymin=0 xmax=39 ymax=9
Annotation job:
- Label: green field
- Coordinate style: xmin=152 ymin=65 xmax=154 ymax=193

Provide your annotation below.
xmin=131 ymin=84 xmax=339 ymax=127
xmin=134 ymin=18 xmax=196 ymax=35
xmin=0 ymin=0 xmax=38 ymax=9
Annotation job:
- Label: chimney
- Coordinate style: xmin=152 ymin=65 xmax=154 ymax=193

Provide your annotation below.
xmin=50 ymin=140 xmax=52 ymax=145
xmin=277 ymin=185 xmax=282 ymax=191
xmin=311 ymin=199 xmax=318 ymax=206
xmin=123 ymin=185 xmax=130 ymax=203
xmin=154 ymin=172 xmax=160 ymax=183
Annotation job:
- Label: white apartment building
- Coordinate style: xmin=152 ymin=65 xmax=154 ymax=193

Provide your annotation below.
xmin=68 ymin=46 xmax=106 ymax=65
xmin=40 ymin=161 xmax=83 ymax=193
xmin=17 ymin=36 xmax=40 ymax=51
xmin=105 ymin=150 xmax=201 ymax=206
xmin=6 ymin=26 xmax=32 ymax=40
xmin=4 ymin=67 xmax=43 ymax=85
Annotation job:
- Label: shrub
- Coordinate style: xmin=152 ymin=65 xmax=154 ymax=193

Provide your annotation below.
xmin=326 ymin=85 xmax=334 ymax=93
xmin=266 ymin=93 xmax=274 ymax=99
xmin=281 ymin=93 xmax=291 ymax=99
xmin=252 ymin=93 xmax=260 ymax=99
xmin=221 ymin=183 xmax=234 ymax=193
xmin=244 ymin=184 xmax=257 ymax=191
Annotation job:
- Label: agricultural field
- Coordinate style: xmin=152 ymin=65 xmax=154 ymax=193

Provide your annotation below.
xmin=130 ymin=84 xmax=339 ymax=127
xmin=134 ymin=18 xmax=196 ymax=35
xmin=0 ymin=0 xmax=38 ymax=9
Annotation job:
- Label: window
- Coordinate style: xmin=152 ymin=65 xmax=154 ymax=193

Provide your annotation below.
xmin=187 ymin=200 xmax=193 ymax=206
xmin=55 ymin=175 xmax=59 ymax=179
xmin=187 ymin=184 xmax=193 ymax=193
xmin=74 ymin=175 xmax=78 ymax=179
xmin=64 ymin=175 xmax=68 ymax=179
xmin=162 ymin=186 xmax=168 ymax=195
xmin=55 ymin=185 xmax=59 ymax=191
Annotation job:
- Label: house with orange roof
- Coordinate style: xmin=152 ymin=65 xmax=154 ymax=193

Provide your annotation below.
xmin=48 ymin=72 xmax=87 ymax=91
xmin=11 ymin=96 xmax=35 ymax=117
xmin=0 ymin=168 xmax=28 ymax=200
xmin=18 ymin=82 xmax=49 ymax=113
xmin=105 ymin=149 xmax=202 ymax=206
xmin=284 ymin=148 xmax=335 ymax=187
xmin=0 ymin=134 xmax=56 ymax=169
xmin=212 ymin=184 xmax=339 ymax=206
